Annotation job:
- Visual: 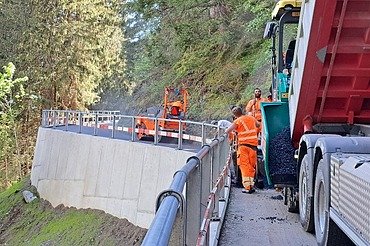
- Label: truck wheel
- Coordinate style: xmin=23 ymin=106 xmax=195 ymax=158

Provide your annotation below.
xmin=257 ymin=155 xmax=265 ymax=177
xmin=283 ymin=187 xmax=288 ymax=205
xmin=287 ymin=187 xmax=298 ymax=213
xmin=314 ymin=160 xmax=352 ymax=246
xmin=314 ymin=160 xmax=330 ymax=246
xmin=299 ymin=155 xmax=314 ymax=232
xmin=255 ymin=155 xmax=265 ymax=189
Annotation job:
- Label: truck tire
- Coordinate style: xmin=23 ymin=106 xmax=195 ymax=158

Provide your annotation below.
xmin=287 ymin=186 xmax=298 ymax=213
xmin=283 ymin=187 xmax=288 ymax=205
xmin=299 ymin=155 xmax=314 ymax=232
xmin=255 ymin=154 xmax=265 ymax=189
xmin=257 ymin=148 xmax=265 ymax=176
xmin=314 ymin=160 xmax=352 ymax=246
xmin=232 ymin=151 xmax=243 ymax=188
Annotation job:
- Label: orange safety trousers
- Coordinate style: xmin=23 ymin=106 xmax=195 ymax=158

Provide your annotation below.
xmin=237 ymin=145 xmax=257 ymax=190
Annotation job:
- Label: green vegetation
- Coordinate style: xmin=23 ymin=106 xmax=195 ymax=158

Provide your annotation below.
xmin=125 ymin=0 xmax=274 ymax=119
xmin=23 ymin=211 xmax=102 ymax=245
xmin=0 ymin=0 xmax=276 ymax=241
xmin=0 ymin=0 xmax=275 ymax=188
xmin=0 ymin=63 xmax=36 ymax=189
xmin=0 ymin=0 xmax=125 ymax=189
xmin=0 ymin=0 xmax=125 ymax=110
xmin=0 ymin=178 xmax=146 ymax=245
xmin=0 ymin=177 xmax=27 ymax=217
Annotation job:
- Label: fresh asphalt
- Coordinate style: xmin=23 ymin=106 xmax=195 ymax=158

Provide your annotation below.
xmin=218 ymin=187 xmax=316 ymax=245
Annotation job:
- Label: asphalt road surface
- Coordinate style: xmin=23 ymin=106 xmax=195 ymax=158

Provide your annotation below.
xmin=219 ymin=187 xmax=316 ymax=246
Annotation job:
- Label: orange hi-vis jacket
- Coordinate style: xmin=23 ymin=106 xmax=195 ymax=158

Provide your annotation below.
xmin=233 ymin=115 xmax=258 ymax=146
xmin=245 ymin=98 xmax=266 ymax=122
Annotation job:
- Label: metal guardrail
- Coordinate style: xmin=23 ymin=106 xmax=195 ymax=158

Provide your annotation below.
xmin=41 ymin=109 xmax=232 ymax=245
xmin=41 ymin=110 xmax=223 ymax=148
xmin=196 ymin=153 xmax=231 ymax=246
xmin=142 ymin=135 xmax=231 ymax=246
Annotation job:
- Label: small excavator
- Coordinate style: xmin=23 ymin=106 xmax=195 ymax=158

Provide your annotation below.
xmin=135 ymin=86 xmax=189 ymax=141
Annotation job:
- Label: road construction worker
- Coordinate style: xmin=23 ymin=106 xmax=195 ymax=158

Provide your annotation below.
xmin=170 ymin=101 xmax=183 ymax=118
xmin=211 ymin=118 xmax=242 ymax=186
xmin=225 ymin=106 xmax=260 ymax=194
xmin=245 ymin=88 xmax=267 ymax=122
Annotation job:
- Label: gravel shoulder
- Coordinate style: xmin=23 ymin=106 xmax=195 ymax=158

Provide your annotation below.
xmin=219 ymin=187 xmax=316 ymax=246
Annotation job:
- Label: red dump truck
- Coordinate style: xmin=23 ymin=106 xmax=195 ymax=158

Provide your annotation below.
xmin=262 ymin=0 xmax=370 ymax=245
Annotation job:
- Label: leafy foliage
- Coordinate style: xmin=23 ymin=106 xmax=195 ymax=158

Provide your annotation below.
xmin=0 ymin=0 xmax=125 ymax=110
xmin=126 ymin=0 xmax=275 ymax=119
xmin=0 ymin=63 xmax=35 ymax=189
xmin=0 ymin=0 xmax=125 ymax=188
xmin=0 ymin=0 xmax=277 ymax=188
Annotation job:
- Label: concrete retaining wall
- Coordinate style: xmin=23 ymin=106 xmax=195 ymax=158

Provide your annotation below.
xmin=31 ymin=128 xmax=193 ymax=228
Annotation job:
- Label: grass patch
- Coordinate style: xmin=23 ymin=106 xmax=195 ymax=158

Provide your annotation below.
xmin=0 ymin=177 xmax=146 ymax=245
xmin=0 ymin=179 xmax=28 ymax=219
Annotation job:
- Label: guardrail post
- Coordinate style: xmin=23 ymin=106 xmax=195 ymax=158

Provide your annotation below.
xmin=200 ymin=153 xmax=212 ymax=242
xmin=201 ymin=122 xmax=206 ymax=146
xmin=52 ymin=111 xmax=56 ymax=128
xmin=178 ymin=120 xmax=183 ymax=150
xmin=220 ymin=140 xmax=227 ymax=171
xmin=65 ymin=111 xmax=69 ymax=131
xmin=219 ymin=140 xmax=229 ymax=199
xmin=154 ymin=117 xmax=158 ymax=145
xmin=58 ymin=110 xmax=62 ymax=126
xmin=111 ymin=115 xmax=116 ymax=138
xmin=131 ymin=116 xmax=136 ymax=141
xmin=186 ymin=164 xmax=202 ymax=245
xmin=213 ymin=193 xmax=220 ymax=222
xmin=42 ymin=110 xmax=46 ymax=127
xmin=94 ymin=113 xmax=98 ymax=136
xmin=46 ymin=110 xmax=50 ymax=127
xmin=78 ymin=112 xmax=82 ymax=133
xmin=213 ymin=144 xmax=220 ymax=180
xmin=212 ymin=147 xmax=220 ymax=221
xmin=60 ymin=110 xmax=63 ymax=126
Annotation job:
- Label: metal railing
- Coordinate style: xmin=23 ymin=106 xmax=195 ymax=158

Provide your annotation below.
xmin=41 ymin=110 xmax=223 ymax=148
xmin=41 ymin=109 xmax=232 ymax=245
xmin=142 ymin=135 xmax=231 ymax=246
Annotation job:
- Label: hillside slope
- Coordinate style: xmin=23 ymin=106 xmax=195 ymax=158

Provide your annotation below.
xmin=0 ymin=178 xmax=146 ymax=245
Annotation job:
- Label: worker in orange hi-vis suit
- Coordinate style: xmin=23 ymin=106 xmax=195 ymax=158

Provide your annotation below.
xmin=225 ymin=106 xmax=260 ymax=194
xmin=245 ymin=88 xmax=267 ymax=123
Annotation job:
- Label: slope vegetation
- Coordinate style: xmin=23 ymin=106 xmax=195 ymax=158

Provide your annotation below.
xmin=0 ymin=178 xmax=146 ymax=245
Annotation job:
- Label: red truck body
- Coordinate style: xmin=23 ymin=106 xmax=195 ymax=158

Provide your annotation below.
xmin=290 ymin=0 xmax=370 ymax=145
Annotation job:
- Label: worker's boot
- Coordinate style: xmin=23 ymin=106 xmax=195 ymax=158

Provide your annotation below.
xmin=242 ymin=185 xmax=255 ymax=194
xmin=242 ymin=177 xmax=255 ymax=193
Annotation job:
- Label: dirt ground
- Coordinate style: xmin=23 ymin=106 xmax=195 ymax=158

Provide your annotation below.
xmin=0 ymin=178 xmax=147 ymax=245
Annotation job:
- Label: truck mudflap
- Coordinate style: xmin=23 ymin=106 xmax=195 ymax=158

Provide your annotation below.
xmin=260 ymin=101 xmax=297 ymax=186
